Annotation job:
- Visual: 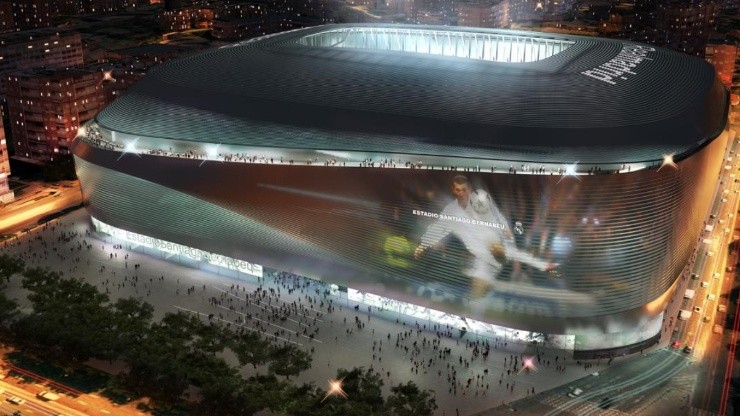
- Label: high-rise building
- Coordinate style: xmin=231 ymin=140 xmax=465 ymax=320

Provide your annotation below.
xmin=0 ymin=28 xmax=84 ymax=92
xmin=158 ymin=7 xmax=215 ymax=31
xmin=0 ymin=116 xmax=12 ymax=203
xmin=0 ymin=3 xmax=12 ymax=34
xmin=457 ymin=1 xmax=494 ymax=28
xmin=0 ymin=1 xmax=58 ymax=33
xmin=705 ymin=43 xmax=737 ymax=89
xmin=655 ymin=0 xmax=720 ymax=56
xmin=509 ymin=0 xmax=576 ymax=22
xmin=6 ymin=68 xmax=105 ymax=163
xmin=491 ymin=0 xmax=510 ymax=28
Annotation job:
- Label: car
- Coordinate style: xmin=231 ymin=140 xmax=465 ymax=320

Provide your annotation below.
xmin=694 ymin=306 xmax=703 ymax=313
xmin=719 ymin=304 xmax=728 ymax=313
xmin=728 ymin=266 xmax=735 ymax=272
xmin=703 ymin=316 xmax=711 ymax=323
xmin=37 ymin=391 xmax=60 ymax=401
xmin=708 ymin=293 xmax=717 ymax=301
xmin=683 ymin=346 xmax=693 ymax=354
xmin=691 ymin=273 xmax=700 ymax=280
xmin=671 ymin=340 xmax=682 ymax=349
xmin=701 ymin=281 xmax=710 ymax=288
xmin=713 ymin=272 xmax=721 ymax=279
xmin=7 ymin=396 xmax=25 ymax=405
xmin=714 ymin=325 xmax=724 ymax=334
xmin=567 ymin=388 xmax=584 ymax=398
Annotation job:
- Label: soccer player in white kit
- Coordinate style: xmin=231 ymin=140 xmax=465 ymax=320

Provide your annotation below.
xmin=414 ymin=175 xmax=556 ymax=299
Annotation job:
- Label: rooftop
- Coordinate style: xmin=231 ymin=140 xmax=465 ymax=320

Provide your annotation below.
xmin=95 ymin=24 xmax=728 ymax=164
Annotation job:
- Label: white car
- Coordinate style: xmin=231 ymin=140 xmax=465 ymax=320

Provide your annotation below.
xmin=568 ymin=388 xmax=584 ymax=398
xmin=7 ymin=396 xmax=25 ymax=405
xmin=701 ymin=281 xmax=709 ymax=288
xmin=708 ymin=293 xmax=717 ymax=301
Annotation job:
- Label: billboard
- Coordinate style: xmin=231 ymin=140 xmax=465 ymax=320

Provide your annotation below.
xmin=74 ymin=132 xmax=725 ymax=332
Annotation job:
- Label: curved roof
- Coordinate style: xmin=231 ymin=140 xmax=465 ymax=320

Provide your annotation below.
xmin=95 ymin=24 xmax=728 ymax=164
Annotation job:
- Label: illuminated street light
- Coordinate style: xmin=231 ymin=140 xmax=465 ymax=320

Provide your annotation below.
xmin=322 ymin=378 xmax=348 ymax=402
xmin=657 ymin=152 xmax=678 ymax=171
xmin=76 ymin=126 xmax=86 ymax=137
xmin=519 ymin=356 xmax=538 ymax=373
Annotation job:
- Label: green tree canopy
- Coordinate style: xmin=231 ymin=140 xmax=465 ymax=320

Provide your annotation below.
xmin=268 ymin=344 xmax=312 ymax=380
xmin=387 ymin=381 xmax=438 ymax=416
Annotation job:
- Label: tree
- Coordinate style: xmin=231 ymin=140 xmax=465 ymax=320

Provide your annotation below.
xmin=0 ymin=293 xmax=18 ymax=327
xmin=119 ymin=315 xmax=194 ymax=405
xmin=196 ymin=374 xmax=262 ymax=416
xmin=231 ymin=332 xmax=273 ymax=369
xmin=0 ymin=255 xmax=22 ymax=326
xmin=311 ymin=368 xmax=387 ymax=416
xmin=100 ymin=297 xmax=154 ymax=360
xmin=386 ymin=381 xmax=438 ymax=416
xmin=268 ymin=344 xmax=312 ymax=380
xmin=0 ymin=255 xmax=24 ymax=283
xmin=17 ymin=268 xmax=112 ymax=365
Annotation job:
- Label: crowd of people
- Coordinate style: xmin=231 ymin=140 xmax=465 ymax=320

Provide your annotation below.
xmin=78 ymin=124 xmax=640 ymax=177
xmin=1 ymin=211 xmax=632 ymax=415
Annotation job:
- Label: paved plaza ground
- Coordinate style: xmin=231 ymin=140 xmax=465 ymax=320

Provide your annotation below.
xmin=0 ymin=208 xmax=651 ymax=416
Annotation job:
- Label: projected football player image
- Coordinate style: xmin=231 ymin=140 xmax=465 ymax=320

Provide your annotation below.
xmin=414 ymin=175 xmax=557 ymax=299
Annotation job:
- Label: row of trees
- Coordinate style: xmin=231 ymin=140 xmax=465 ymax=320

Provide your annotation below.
xmin=0 ymin=254 xmax=437 ymax=415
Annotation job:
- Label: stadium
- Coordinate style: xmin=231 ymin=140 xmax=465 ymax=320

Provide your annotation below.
xmin=72 ymin=24 xmax=730 ymax=356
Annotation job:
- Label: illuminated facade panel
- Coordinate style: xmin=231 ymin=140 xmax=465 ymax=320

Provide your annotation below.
xmin=73 ymin=24 xmax=730 ymax=352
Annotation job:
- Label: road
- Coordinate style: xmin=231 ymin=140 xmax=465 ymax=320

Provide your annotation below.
xmin=0 ymin=375 xmax=91 ymax=416
xmin=0 ymin=180 xmax=82 ymax=235
xmin=475 ymin=349 xmax=692 ymax=415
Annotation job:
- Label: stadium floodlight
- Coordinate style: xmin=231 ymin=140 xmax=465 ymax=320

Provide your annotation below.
xmin=520 ymin=356 xmax=538 ymax=373
xmin=200 ymin=144 xmax=222 ymax=167
xmin=558 ymin=162 xmax=581 ymax=184
xmin=657 ymin=152 xmax=678 ymax=171
xmin=117 ymin=138 xmax=141 ymax=161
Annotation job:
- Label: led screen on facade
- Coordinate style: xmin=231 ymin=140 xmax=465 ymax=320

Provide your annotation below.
xmin=73 ymin=131 xmax=725 ymax=333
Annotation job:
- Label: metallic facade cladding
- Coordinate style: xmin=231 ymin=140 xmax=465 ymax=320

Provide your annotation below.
xmin=72 ymin=129 xmax=728 ymax=337
xmin=93 ymin=24 xmax=728 ymax=165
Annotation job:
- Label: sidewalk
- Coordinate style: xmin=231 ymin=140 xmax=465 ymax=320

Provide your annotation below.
xmin=0 ymin=209 xmax=642 ymax=416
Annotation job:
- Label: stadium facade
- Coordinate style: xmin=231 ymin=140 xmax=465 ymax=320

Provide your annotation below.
xmin=72 ymin=24 xmax=730 ymax=355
